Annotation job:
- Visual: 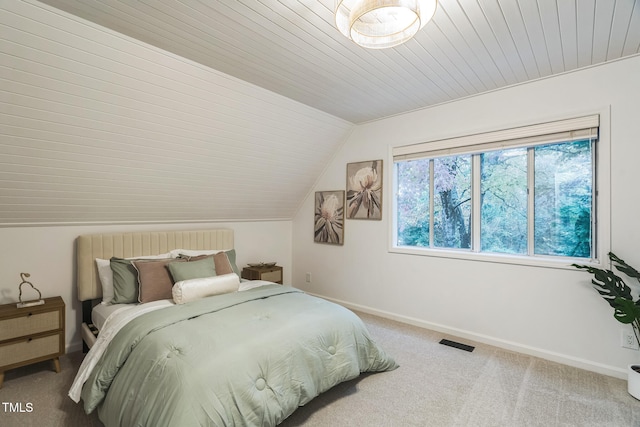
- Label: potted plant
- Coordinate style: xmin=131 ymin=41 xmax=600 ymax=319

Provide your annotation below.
xmin=573 ymin=252 xmax=640 ymax=399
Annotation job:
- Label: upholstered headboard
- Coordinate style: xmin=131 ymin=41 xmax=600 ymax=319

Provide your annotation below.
xmin=76 ymin=229 xmax=234 ymax=302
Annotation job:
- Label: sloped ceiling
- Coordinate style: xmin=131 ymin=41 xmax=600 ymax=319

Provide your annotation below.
xmin=1 ymin=0 xmax=639 ymax=226
xmin=0 ymin=1 xmax=352 ymax=226
xmin=37 ymin=0 xmax=640 ymax=123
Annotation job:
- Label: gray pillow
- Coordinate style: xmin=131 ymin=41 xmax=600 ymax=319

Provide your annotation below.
xmin=167 ymin=257 xmax=216 ymax=282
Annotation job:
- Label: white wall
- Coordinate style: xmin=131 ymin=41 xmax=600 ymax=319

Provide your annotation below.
xmin=292 ymin=55 xmax=640 ymax=379
xmin=0 ymin=221 xmax=292 ymax=353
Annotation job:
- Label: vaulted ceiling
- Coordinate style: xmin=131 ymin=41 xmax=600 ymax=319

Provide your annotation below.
xmin=38 ymin=0 xmax=640 ymax=123
xmin=2 ymin=1 xmax=639 ymax=226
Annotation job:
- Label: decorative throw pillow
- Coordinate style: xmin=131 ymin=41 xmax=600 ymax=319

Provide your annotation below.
xmin=223 ymin=249 xmax=241 ymax=277
xmin=172 ymin=273 xmax=240 ymax=304
xmin=177 ymin=249 xmax=241 ymax=277
xmin=213 ymin=252 xmax=234 ymax=275
xmin=133 ymin=259 xmax=185 ymax=303
xmin=110 ymin=258 xmax=139 ymax=304
xmin=169 ymin=248 xmax=226 ymax=258
xmin=98 ymin=253 xmax=172 ymax=305
xmin=167 ymin=257 xmax=216 ymax=282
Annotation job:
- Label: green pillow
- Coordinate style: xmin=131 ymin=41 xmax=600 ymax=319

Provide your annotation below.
xmin=110 ymin=258 xmax=138 ymax=304
xmin=167 ymin=257 xmax=216 ymax=282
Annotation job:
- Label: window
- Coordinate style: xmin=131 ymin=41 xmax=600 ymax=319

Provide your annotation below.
xmin=392 ymin=115 xmax=600 ymax=264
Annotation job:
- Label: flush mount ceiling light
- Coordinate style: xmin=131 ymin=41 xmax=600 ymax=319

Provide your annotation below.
xmin=335 ymin=0 xmax=437 ymax=49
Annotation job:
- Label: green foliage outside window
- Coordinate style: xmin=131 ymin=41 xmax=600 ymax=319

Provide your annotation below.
xmin=481 ymin=147 xmax=527 ymax=254
xmin=395 ymin=139 xmax=594 ymax=259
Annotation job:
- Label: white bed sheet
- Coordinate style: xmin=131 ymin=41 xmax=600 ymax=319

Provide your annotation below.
xmin=91 ymin=303 xmax=133 ymax=331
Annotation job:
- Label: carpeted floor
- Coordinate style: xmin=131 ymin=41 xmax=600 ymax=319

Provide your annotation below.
xmin=1 ymin=311 xmax=638 ymax=426
xmin=0 ymin=350 xmax=102 ymax=427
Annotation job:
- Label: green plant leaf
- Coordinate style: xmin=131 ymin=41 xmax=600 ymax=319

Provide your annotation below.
xmin=573 ymin=253 xmax=640 ymax=347
xmin=610 ymin=252 xmax=640 ymax=282
xmin=613 ymin=297 xmax=640 ymax=324
xmin=572 ymin=263 xmax=633 ymax=308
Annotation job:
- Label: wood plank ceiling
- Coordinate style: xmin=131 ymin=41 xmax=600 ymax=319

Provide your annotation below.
xmin=38 ymin=0 xmax=640 ymax=123
xmin=1 ymin=0 xmax=639 ymax=226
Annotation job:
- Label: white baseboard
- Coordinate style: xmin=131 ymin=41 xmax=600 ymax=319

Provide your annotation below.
xmin=311 ymin=292 xmax=627 ymax=380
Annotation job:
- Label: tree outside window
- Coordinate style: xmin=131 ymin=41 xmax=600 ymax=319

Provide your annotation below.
xmin=395 ymin=139 xmax=594 ymax=260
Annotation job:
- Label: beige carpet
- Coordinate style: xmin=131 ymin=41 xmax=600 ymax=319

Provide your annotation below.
xmin=0 ymin=351 xmax=101 ymax=427
xmin=1 ymin=311 xmax=638 ymax=426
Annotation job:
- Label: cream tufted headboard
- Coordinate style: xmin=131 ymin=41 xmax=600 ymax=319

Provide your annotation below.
xmin=76 ymin=229 xmax=234 ymax=302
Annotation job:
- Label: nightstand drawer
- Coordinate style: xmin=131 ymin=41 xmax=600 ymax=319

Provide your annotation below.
xmin=0 ymin=334 xmax=61 ymax=367
xmin=0 ymin=311 xmax=60 ymax=342
xmin=241 ymin=265 xmax=283 ymax=284
xmin=261 ymin=270 xmax=282 ymax=283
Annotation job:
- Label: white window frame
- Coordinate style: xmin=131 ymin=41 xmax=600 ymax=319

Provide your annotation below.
xmin=388 ymin=111 xmax=611 ymax=270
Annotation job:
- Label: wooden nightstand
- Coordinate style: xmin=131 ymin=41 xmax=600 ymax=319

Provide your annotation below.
xmin=241 ymin=265 xmax=283 ymax=284
xmin=0 ymin=296 xmax=65 ymax=388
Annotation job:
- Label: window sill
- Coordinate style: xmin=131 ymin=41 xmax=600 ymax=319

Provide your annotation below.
xmin=389 ymin=245 xmax=605 ymax=270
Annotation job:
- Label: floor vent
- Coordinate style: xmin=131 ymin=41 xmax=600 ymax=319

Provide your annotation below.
xmin=439 ymin=339 xmax=475 ymax=352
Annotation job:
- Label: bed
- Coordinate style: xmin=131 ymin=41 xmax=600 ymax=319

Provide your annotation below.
xmin=69 ymin=229 xmax=398 ymax=426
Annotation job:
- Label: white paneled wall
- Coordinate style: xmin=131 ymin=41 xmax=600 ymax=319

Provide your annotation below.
xmin=0 ymin=0 xmax=352 ymax=226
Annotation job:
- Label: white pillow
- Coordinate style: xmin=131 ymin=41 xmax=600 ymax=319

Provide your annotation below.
xmin=172 ymin=273 xmax=240 ymax=305
xmin=95 ymin=253 xmax=172 ymax=305
xmin=169 ymin=248 xmax=229 ymax=258
xmin=96 ymin=258 xmax=114 ymax=305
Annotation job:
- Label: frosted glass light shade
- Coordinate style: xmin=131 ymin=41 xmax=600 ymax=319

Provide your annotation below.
xmin=335 ymin=0 xmax=437 ymax=49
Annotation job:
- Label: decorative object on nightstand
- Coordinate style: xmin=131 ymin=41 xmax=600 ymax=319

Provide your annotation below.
xmin=16 ymin=272 xmax=44 ymax=308
xmin=0 ymin=296 xmax=65 ymax=388
xmin=241 ymin=264 xmax=283 ymax=284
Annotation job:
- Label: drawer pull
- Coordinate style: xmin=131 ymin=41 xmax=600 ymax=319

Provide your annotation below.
xmin=27 ymin=338 xmax=32 ymax=343
xmin=27 ymin=312 xmax=32 ymax=317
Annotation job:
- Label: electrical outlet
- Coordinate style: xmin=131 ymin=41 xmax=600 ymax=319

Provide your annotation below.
xmin=305 ymin=272 xmax=312 ymax=284
xmin=621 ymin=329 xmax=639 ymax=350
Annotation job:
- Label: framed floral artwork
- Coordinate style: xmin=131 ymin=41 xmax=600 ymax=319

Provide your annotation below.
xmin=314 ymin=191 xmax=344 ymax=245
xmin=346 ymin=159 xmax=382 ymax=220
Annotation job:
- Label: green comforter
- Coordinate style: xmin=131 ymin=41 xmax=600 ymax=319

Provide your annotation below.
xmin=81 ymin=285 xmax=398 ymax=426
